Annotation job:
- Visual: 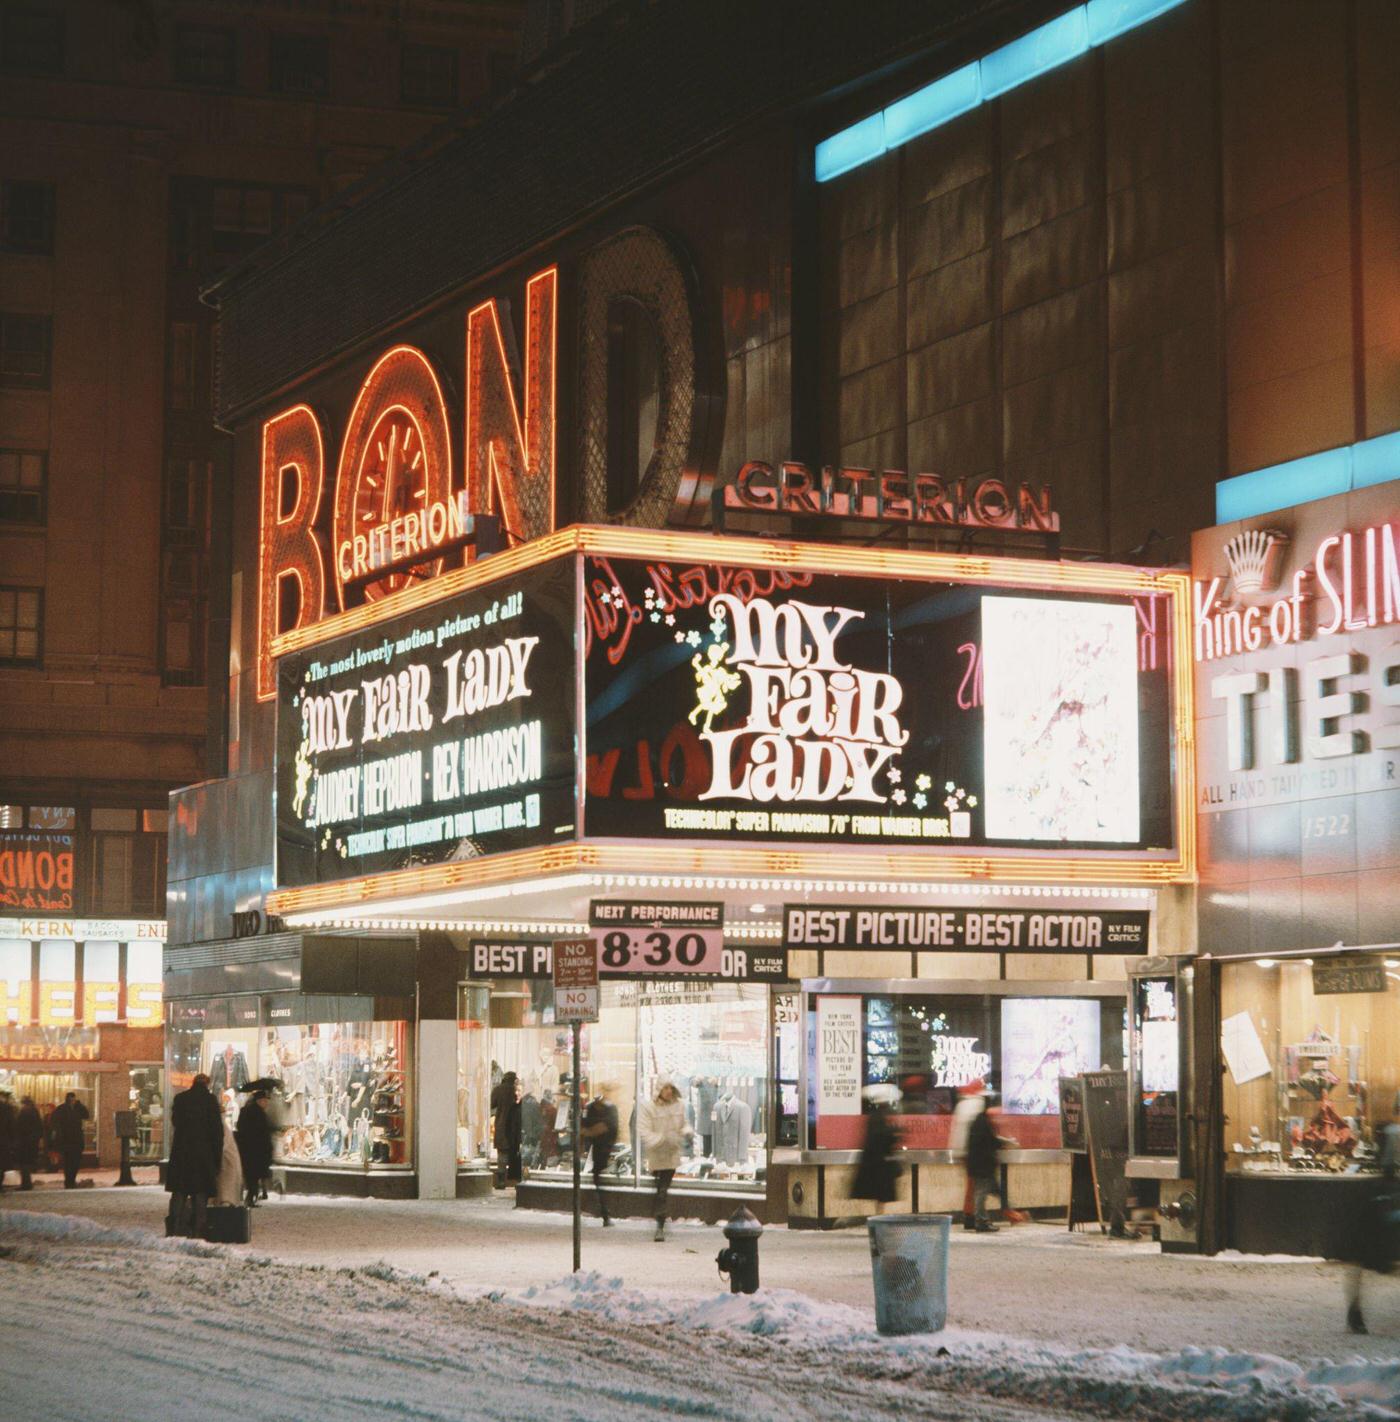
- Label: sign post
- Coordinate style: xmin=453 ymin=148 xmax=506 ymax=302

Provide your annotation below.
xmin=553 ymin=936 xmax=598 ymax=1273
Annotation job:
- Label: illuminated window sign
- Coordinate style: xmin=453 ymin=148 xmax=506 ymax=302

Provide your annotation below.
xmin=583 ymin=558 xmax=1177 ymax=853
xmin=274 ymin=556 xmax=577 ymax=889
xmin=0 ymin=829 xmax=74 ymax=912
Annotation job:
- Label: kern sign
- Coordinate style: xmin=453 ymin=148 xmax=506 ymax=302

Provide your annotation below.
xmin=269 ymin=530 xmax=1192 ymax=907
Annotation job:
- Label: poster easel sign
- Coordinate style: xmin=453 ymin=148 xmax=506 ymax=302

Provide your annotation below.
xmin=1081 ymin=1069 xmax=1130 ymax=1237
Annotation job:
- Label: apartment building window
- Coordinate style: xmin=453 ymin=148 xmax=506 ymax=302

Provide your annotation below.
xmin=1 ymin=180 xmax=55 ymax=254
xmin=0 ymin=448 xmax=46 ymax=523
xmin=402 ymin=43 xmax=457 ymax=108
xmin=166 ymin=321 xmax=209 ymax=411
xmin=174 ymin=24 xmax=236 ymax=86
xmin=88 ymin=809 xmax=166 ymax=918
xmin=0 ymin=8 xmax=64 ymax=77
xmin=270 ymin=32 xmax=329 ymax=97
xmin=0 ymin=585 xmax=42 ymax=665
xmin=0 ymin=312 xmax=51 ymax=388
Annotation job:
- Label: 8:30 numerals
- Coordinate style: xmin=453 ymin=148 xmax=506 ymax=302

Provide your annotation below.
xmin=600 ymin=929 xmax=707 ymax=968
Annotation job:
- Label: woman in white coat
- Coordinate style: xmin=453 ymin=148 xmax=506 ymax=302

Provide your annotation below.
xmin=212 ymin=1116 xmax=244 ymax=1212
xmin=638 ymin=1078 xmax=689 ymax=1240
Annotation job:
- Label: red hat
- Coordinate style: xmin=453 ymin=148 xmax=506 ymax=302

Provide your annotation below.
xmin=958 ymin=1078 xmax=986 ymax=1097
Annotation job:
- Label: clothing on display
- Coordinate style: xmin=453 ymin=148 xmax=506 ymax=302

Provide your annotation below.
xmin=189 ymin=1016 xmax=409 ymax=1170
xmin=712 ymin=1092 xmax=752 ymax=1165
xmin=457 ymin=979 xmax=770 ymax=1188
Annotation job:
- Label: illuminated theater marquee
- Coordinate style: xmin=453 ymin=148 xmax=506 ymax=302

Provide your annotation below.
xmin=268 ymin=531 xmax=1194 ymax=913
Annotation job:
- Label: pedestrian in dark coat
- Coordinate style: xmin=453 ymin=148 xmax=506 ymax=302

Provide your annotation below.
xmin=1343 ymin=1099 xmax=1400 ymax=1334
xmin=16 ymin=1096 xmax=42 ymax=1190
xmin=580 ymin=1083 xmax=619 ymax=1225
xmin=0 ymin=1091 xmax=16 ymax=1189
xmin=492 ymin=1071 xmax=522 ymax=1186
xmin=852 ymin=1085 xmax=902 ymax=1208
xmin=48 ymin=1092 xmax=90 ymax=1188
xmin=965 ymin=1094 xmax=1013 ymax=1232
xmin=235 ymin=1091 xmax=274 ymax=1208
xmin=166 ymin=1073 xmax=223 ymax=1235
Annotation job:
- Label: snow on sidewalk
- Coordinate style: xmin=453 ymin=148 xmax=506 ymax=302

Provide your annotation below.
xmin=487 ymin=1268 xmax=1400 ymax=1419
xmin=5 ymin=1208 xmax=1394 ymax=1422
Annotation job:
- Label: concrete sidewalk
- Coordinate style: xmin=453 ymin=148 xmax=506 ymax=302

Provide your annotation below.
xmin=1 ymin=1179 xmax=1392 ymax=1363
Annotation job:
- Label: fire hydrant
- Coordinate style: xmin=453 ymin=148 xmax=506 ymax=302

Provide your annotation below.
xmin=715 ymin=1206 xmax=763 ymax=1294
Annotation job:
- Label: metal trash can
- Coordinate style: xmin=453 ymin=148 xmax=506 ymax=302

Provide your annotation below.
xmin=867 ymin=1213 xmax=951 ymax=1335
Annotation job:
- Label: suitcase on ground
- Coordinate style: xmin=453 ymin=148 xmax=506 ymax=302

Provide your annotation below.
xmin=204 ymin=1205 xmax=252 ymax=1244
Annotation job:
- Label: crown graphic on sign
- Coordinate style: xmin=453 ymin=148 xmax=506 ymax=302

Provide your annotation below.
xmin=1223 ymin=528 xmax=1287 ymax=596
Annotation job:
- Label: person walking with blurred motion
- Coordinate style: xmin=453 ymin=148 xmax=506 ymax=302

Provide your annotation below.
xmin=166 ymin=1072 xmax=222 ymax=1236
xmin=48 ymin=1091 xmax=89 ymax=1189
xmin=15 ymin=1096 xmax=42 ymax=1190
xmin=852 ymin=1084 xmax=903 ymax=1213
xmin=639 ymin=1078 xmax=690 ymax=1240
xmin=580 ymin=1081 xmax=619 ymax=1226
xmin=965 ymin=1090 xmax=1015 ymax=1233
xmin=1342 ymin=1093 xmax=1400 ymax=1334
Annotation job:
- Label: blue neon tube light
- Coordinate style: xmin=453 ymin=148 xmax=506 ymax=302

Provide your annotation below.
xmin=815 ymin=0 xmax=1190 ymax=183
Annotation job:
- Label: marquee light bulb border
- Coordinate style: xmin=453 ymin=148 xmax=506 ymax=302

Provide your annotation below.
xmin=264 ymin=525 xmax=1195 ymax=917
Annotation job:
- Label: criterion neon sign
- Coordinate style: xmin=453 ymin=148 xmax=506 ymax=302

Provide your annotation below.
xmin=721 ymin=459 xmax=1058 ymax=533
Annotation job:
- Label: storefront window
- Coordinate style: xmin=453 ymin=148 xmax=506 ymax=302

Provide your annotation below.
xmin=1132 ymin=975 xmax=1180 ymax=1157
xmin=1221 ymin=955 xmax=1399 ymax=1174
xmin=0 ymin=1069 xmax=97 ymax=1154
xmin=262 ymin=1019 xmax=410 ymax=1168
xmin=457 ymin=984 xmax=490 ymax=1164
xmin=460 ymin=978 xmax=772 ymax=1190
xmin=774 ymin=990 xmax=800 ymax=1147
xmin=128 ymin=1063 xmax=164 ymax=1161
xmin=164 ymin=998 xmax=412 ymax=1171
xmin=808 ymin=989 xmax=1122 ymax=1151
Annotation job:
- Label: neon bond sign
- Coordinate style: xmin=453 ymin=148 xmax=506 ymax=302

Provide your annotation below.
xmin=257 ymin=271 xmax=558 ymax=699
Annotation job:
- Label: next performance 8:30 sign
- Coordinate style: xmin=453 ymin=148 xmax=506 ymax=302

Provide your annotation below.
xmin=587 ymin=901 xmax=725 ymax=974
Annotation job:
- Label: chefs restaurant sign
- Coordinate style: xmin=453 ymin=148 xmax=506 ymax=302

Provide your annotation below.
xmin=266 ymin=530 xmax=1193 ymax=915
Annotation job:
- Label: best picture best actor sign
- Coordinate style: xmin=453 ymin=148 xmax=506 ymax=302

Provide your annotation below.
xmin=783 ymin=904 xmax=1150 ymax=953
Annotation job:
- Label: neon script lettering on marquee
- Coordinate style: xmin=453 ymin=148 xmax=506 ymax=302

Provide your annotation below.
xmin=257 ymin=269 xmax=558 ymax=698
xmin=697 ymin=593 xmax=910 ymax=803
xmin=1194 ymin=519 xmax=1400 ymax=664
xmin=294 ymin=632 xmax=542 ymax=834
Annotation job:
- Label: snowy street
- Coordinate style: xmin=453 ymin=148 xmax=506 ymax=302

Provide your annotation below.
xmin=1 ymin=1182 xmax=1397 ymax=1420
